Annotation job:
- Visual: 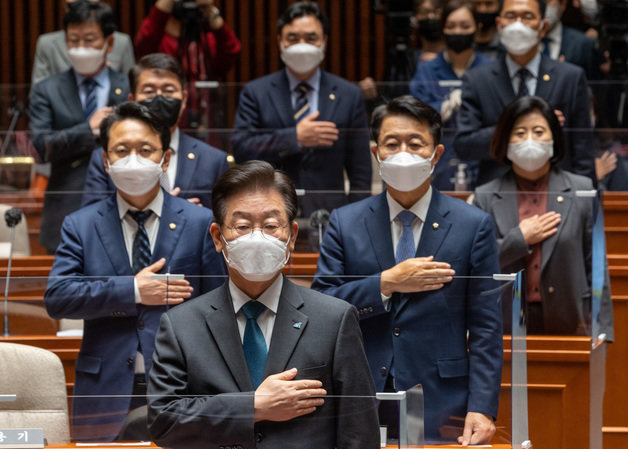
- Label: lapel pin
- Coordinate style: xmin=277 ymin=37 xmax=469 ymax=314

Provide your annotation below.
xmin=432 ymin=222 xmax=439 ymax=230
xmin=543 ymin=74 xmax=550 ymax=82
xmin=329 ymin=93 xmax=336 ymax=100
xmin=115 ymin=88 xmax=122 ymax=95
xmin=187 ymin=152 xmax=196 ymax=160
xmin=169 ymin=223 xmax=177 ymax=230
xmin=293 ymin=322 xmax=302 ymax=329
xmin=557 ymin=195 xmax=564 ymax=203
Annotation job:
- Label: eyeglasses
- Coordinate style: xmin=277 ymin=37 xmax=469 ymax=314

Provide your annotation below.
xmin=378 ymin=140 xmax=433 ymax=155
xmin=225 ymin=222 xmax=289 ymax=238
xmin=108 ymin=146 xmax=162 ymax=159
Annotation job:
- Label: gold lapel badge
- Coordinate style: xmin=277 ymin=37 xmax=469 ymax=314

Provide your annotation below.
xmin=543 ymin=74 xmax=550 ymax=82
xmin=187 ymin=153 xmax=196 ymax=160
xmin=432 ymin=222 xmax=439 ymax=230
xmin=169 ymin=223 xmax=177 ymax=230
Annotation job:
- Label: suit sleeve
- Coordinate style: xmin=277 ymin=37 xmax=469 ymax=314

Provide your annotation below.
xmin=231 ymin=84 xmax=301 ymax=163
xmin=465 ymin=213 xmax=503 ymax=419
xmin=29 ymin=81 xmax=97 ymax=163
xmin=311 ymin=209 xmax=390 ymax=319
xmin=344 ymin=90 xmax=372 ymax=203
xmin=148 ymin=313 xmax=256 ymax=449
xmin=81 ymin=149 xmax=114 ymax=207
xmin=134 ymin=6 xmax=168 ymax=58
xmin=31 ymin=37 xmax=52 ymax=85
xmin=116 ymin=33 xmax=137 ymax=76
xmin=44 ymin=214 xmax=136 ymax=320
xmin=454 ymin=72 xmax=495 ymax=162
xmin=333 ymin=306 xmax=380 ymax=449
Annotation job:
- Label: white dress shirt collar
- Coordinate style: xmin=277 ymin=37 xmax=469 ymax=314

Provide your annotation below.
xmin=285 ymin=67 xmax=321 ymax=93
xmin=386 ymin=186 xmax=432 ymax=225
xmin=229 ymin=274 xmax=282 ymax=316
xmin=116 ymin=188 xmax=164 ymax=219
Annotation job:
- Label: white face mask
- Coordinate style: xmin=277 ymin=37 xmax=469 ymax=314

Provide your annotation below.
xmin=280 ymin=42 xmax=325 ymax=75
xmin=507 ymin=138 xmax=554 ymax=172
xmin=108 ymin=154 xmax=164 ymax=196
xmin=68 ymin=44 xmax=108 ymax=75
xmin=499 ymin=21 xmax=541 ymax=56
xmin=544 ymin=5 xmax=560 ymax=29
xmin=378 ymin=150 xmax=436 ymax=192
xmin=222 ymin=231 xmax=290 ymax=282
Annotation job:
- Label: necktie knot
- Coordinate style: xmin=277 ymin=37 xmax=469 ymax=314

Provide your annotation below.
xmin=296 ymin=82 xmax=311 ymax=95
xmin=516 ymin=68 xmax=531 ymax=97
xmin=242 ymin=301 xmax=266 ymax=320
xmin=129 ymin=210 xmax=152 ymax=226
xmin=397 ymin=210 xmax=416 ymax=228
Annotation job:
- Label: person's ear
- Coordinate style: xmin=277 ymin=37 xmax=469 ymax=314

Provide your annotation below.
xmin=371 ymin=143 xmax=380 ymax=161
xmin=161 ymin=149 xmax=172 ymax=172
xmin=105 ymin=34 xmax=114 ymax=54
xmin=178 ymin=89 xmax=189 ymax=122
xmin=432 ymin=144 xmax=445 ymax=166
xmin=128 ymin=93 xmax=135 ymax=101
xmin=102 ymin=150 xmax=109 ymax=173
xmin=210 ymin=222 xmax=224 ymax=253
xmin=538 ymin=18 xmax=549 ymax=37
xmin=289 ymin=221 xmax=299 ymax=252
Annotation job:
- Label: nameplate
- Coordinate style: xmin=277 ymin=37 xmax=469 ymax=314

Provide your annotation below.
xmin=0 ymin=429 xmax=44 ymax=448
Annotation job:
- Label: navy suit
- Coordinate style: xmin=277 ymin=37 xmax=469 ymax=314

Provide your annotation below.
xmin=44 ymin=192 xmax=226 ymax=441
xmin=231 ymin=70 xmax=372 ymax=216
xmin=559 ymin=26 xmax=604 ymax=81
xmin=81 ymin=132 xmax=229 ymax=208
xmin=454 ymin=54 xmax=595 ymax=186
xmin=311 ymin=190 xmax=503 ymax=441
xmin=29 ymin=67 xmax=130 ymax=253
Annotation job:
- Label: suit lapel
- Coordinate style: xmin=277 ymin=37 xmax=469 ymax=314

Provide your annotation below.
xmin=204 ymin=284 xmax=253 ymax=391
xmin=152 ymin=192 xmax=186 ymax=267
xmin=264 ymin=279 xmax=309 ymax=377
xmin=365 ymin=194 xmax=396 ymax=271
xmin=493 ymin=57 xmax=516 ymax=106
xmin=490 ymin=173 xmax=520 ymax=238
xmin=541 ymin=171 xmax=572 ymax=270
xmin=318 ymin=71 xmax=339 ymax=122
xmin=416 ymin=190 xmax=452 ymax=258
xmin=534 ymin=55 xmax=556 ymax=99
xmin=59 ymin=70 xmax=85 ymax=125
xmin=173 ymin=133 xmax=197 ymax=192
xmin=94 ymin=196 xmax=132 ymax=275
xmin=268 ymin=71 xmax=296 ymax=126
xmin=107 ymin=67 xmax=127 ymax=106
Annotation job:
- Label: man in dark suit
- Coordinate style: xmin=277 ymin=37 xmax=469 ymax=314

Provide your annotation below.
xmin=231 ymin=2 xmax=371 ymax=217
xmin=312 ymin=96 xmax=503 ymax=445
xmin=81 ymin=53 xmax=229 ymax=209
xmin=147 ymin=160 xmax=379 ymax=449
xmin=29 ymin=1 xmax=130 ymax=253
xmin=44 ymin=102 xmax=226 ymax=441
xmin=454 ymin=0 xmax=595 ymax=186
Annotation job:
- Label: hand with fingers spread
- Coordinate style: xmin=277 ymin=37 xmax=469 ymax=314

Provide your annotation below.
xmin=136 ymin=258 xmax=193 ymax=306
xmin=89 ymin=106 xmax=113 ymax=134
xmin=296 ymin=111 xmax=339 ymax=148
xmin=254 ymin=368 xmax=327 ymax=423
xmin=519 ymin=211 xmax=561 ymax=246
xmin=380 ymin=255 xmax=455 ymax=297
xmin=457 ymin=411 xmax=496 ymax=446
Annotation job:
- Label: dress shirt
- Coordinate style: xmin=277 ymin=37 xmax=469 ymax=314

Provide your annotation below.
xmin=380 ymin=187 xmax=433 ymax=308
xmin=74 ymin=67 xmax=111 ymax=113
xmin=544 ymin=23 xmax=562 ymax=61
xmin=229 ymin=275 xmax=282 ymax=349
xmin=505 ymin=51 xmax=541 ymax=96
xmin=286 ymin=68 xmax=321 ymax=115
xmin=166 ymin=127 xmax=179 ymax=190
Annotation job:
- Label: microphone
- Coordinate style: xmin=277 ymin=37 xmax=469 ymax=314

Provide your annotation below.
xmin=3 ymin=207 xmax=22 ymax=336
xmin=309 ymin=209 xmax=330 ymax=248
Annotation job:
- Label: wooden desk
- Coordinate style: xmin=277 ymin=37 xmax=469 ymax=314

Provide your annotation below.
xmin=45 ymin=444 xmax=512 ymax=449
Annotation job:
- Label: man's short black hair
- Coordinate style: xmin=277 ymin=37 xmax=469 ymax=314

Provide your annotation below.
xmin=211 ymin=161 xmax=298 ymax=226
xmin=277 ymin=1 xmax=330 ymax=35
xmin=498 ymin=0 xmax=546 ymax=18
xmin=63 ymin=0 xmax=116 ymax=38
xmin=100 ymin=102 xmax=171 ymax=153
xmin=129 ymin=53 xmax=185 ymax=94
xmin=370 ymin=95 xmax=442 ymax=145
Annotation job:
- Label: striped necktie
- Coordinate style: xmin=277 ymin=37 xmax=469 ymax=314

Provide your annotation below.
xmin=516 ymin=68 xmax=531 ymax=98
xmin=128 ymin=210 xmax=152 ymax=274
xmin=242 ymin=300 xmax=268 ymax=388
xmin=293 ymin=82 xmax=311 ymax=123
xmin=83 ymin=78 xmax=98 ymax=120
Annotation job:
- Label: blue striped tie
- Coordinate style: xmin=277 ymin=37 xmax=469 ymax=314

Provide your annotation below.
xmin=242 ymin=300 xmax=268 ymax=388
xmin=395 ymin=210 xmax=417 ymax=264
xmin=293 ymin=82 xmax=311 ymax=123
xmin=516 ymin=68 xmax=530 ymax=98
xmin=129 ymin=210 xmax=152 ymax=274
xmin=83 ymin=78 xmax=98 ymax=120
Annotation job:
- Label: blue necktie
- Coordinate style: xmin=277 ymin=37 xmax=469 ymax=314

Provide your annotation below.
xmin=293 ymin=82 xmax=311 ymax=123
xmin=395 ymin=210 xmax=417 ymax=264
xmin=128 ymin=210 xmax=152 ymax=274
xmin=541 ymin=37 xmax=551 ymax=57
xmin=242 ymin=301 xmax=268 ymax=388
xmin=83 ymin=78 xmax=97 ymax=120
xmin=516 ymin=68 xmax=530 ymax=98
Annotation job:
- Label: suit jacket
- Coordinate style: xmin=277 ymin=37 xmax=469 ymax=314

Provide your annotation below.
xmin=147 ymin=278 xmax=380 ymax=449
xmin=231 ymin=70 xmax=372 ymax=216
xmin=44 ymin=192 xmax=227 ymax=441
xmin=454 ymin=54 xmax=595 ymax=186
xmin=311 ymin=190 xmax=503 ymax=441
xmin=29 ymin=67 xmax=130 ymax=252
xmin=81 ymin=132 xmax=230 ymax=208
xmin=473 ymin=168 xmax=614 ymax=341
xmin=31 ymin=30 xmax=136 ymax=85
xmin=560 ymin=26 xmax=603 ymax=81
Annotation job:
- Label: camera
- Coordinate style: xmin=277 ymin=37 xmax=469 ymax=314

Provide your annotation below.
xmin=172 ymin=0 xmax=206 ymax=42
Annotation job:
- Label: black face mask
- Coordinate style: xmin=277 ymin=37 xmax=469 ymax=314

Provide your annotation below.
xmin=139 ymin=95 xmax=182 ymax=128
xmin=445 ymin=32 xmax=475 ymax=53
xmin=417 ymin=18 xmax=442 ymax=42
xmin=474 ymin=11 xmax=498 ymax=31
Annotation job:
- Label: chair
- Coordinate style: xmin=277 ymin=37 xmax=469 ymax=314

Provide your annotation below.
xmin=0 ymin=342 xmax=70 ymax=443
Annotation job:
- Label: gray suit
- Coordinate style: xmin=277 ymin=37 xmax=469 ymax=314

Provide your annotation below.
xmin=31 ymin=30 xmax=135 ymax=85
xmin=147 ymin=278 xmax=380 ymax=449
xmin=473 ymin=168 xmax=613 ymax=341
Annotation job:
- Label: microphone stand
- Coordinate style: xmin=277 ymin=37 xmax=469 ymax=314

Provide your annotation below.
xmin=0 ymin=102 xmax=24 ymax=157
xmin=3 ymin=207 xmax=22 ymax=336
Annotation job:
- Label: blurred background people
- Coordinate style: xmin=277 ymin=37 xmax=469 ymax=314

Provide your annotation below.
xmin=470 ymin=0 xmax=501 ymax=59
xmin=473 ymin=95 xmax=613 ymax=339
